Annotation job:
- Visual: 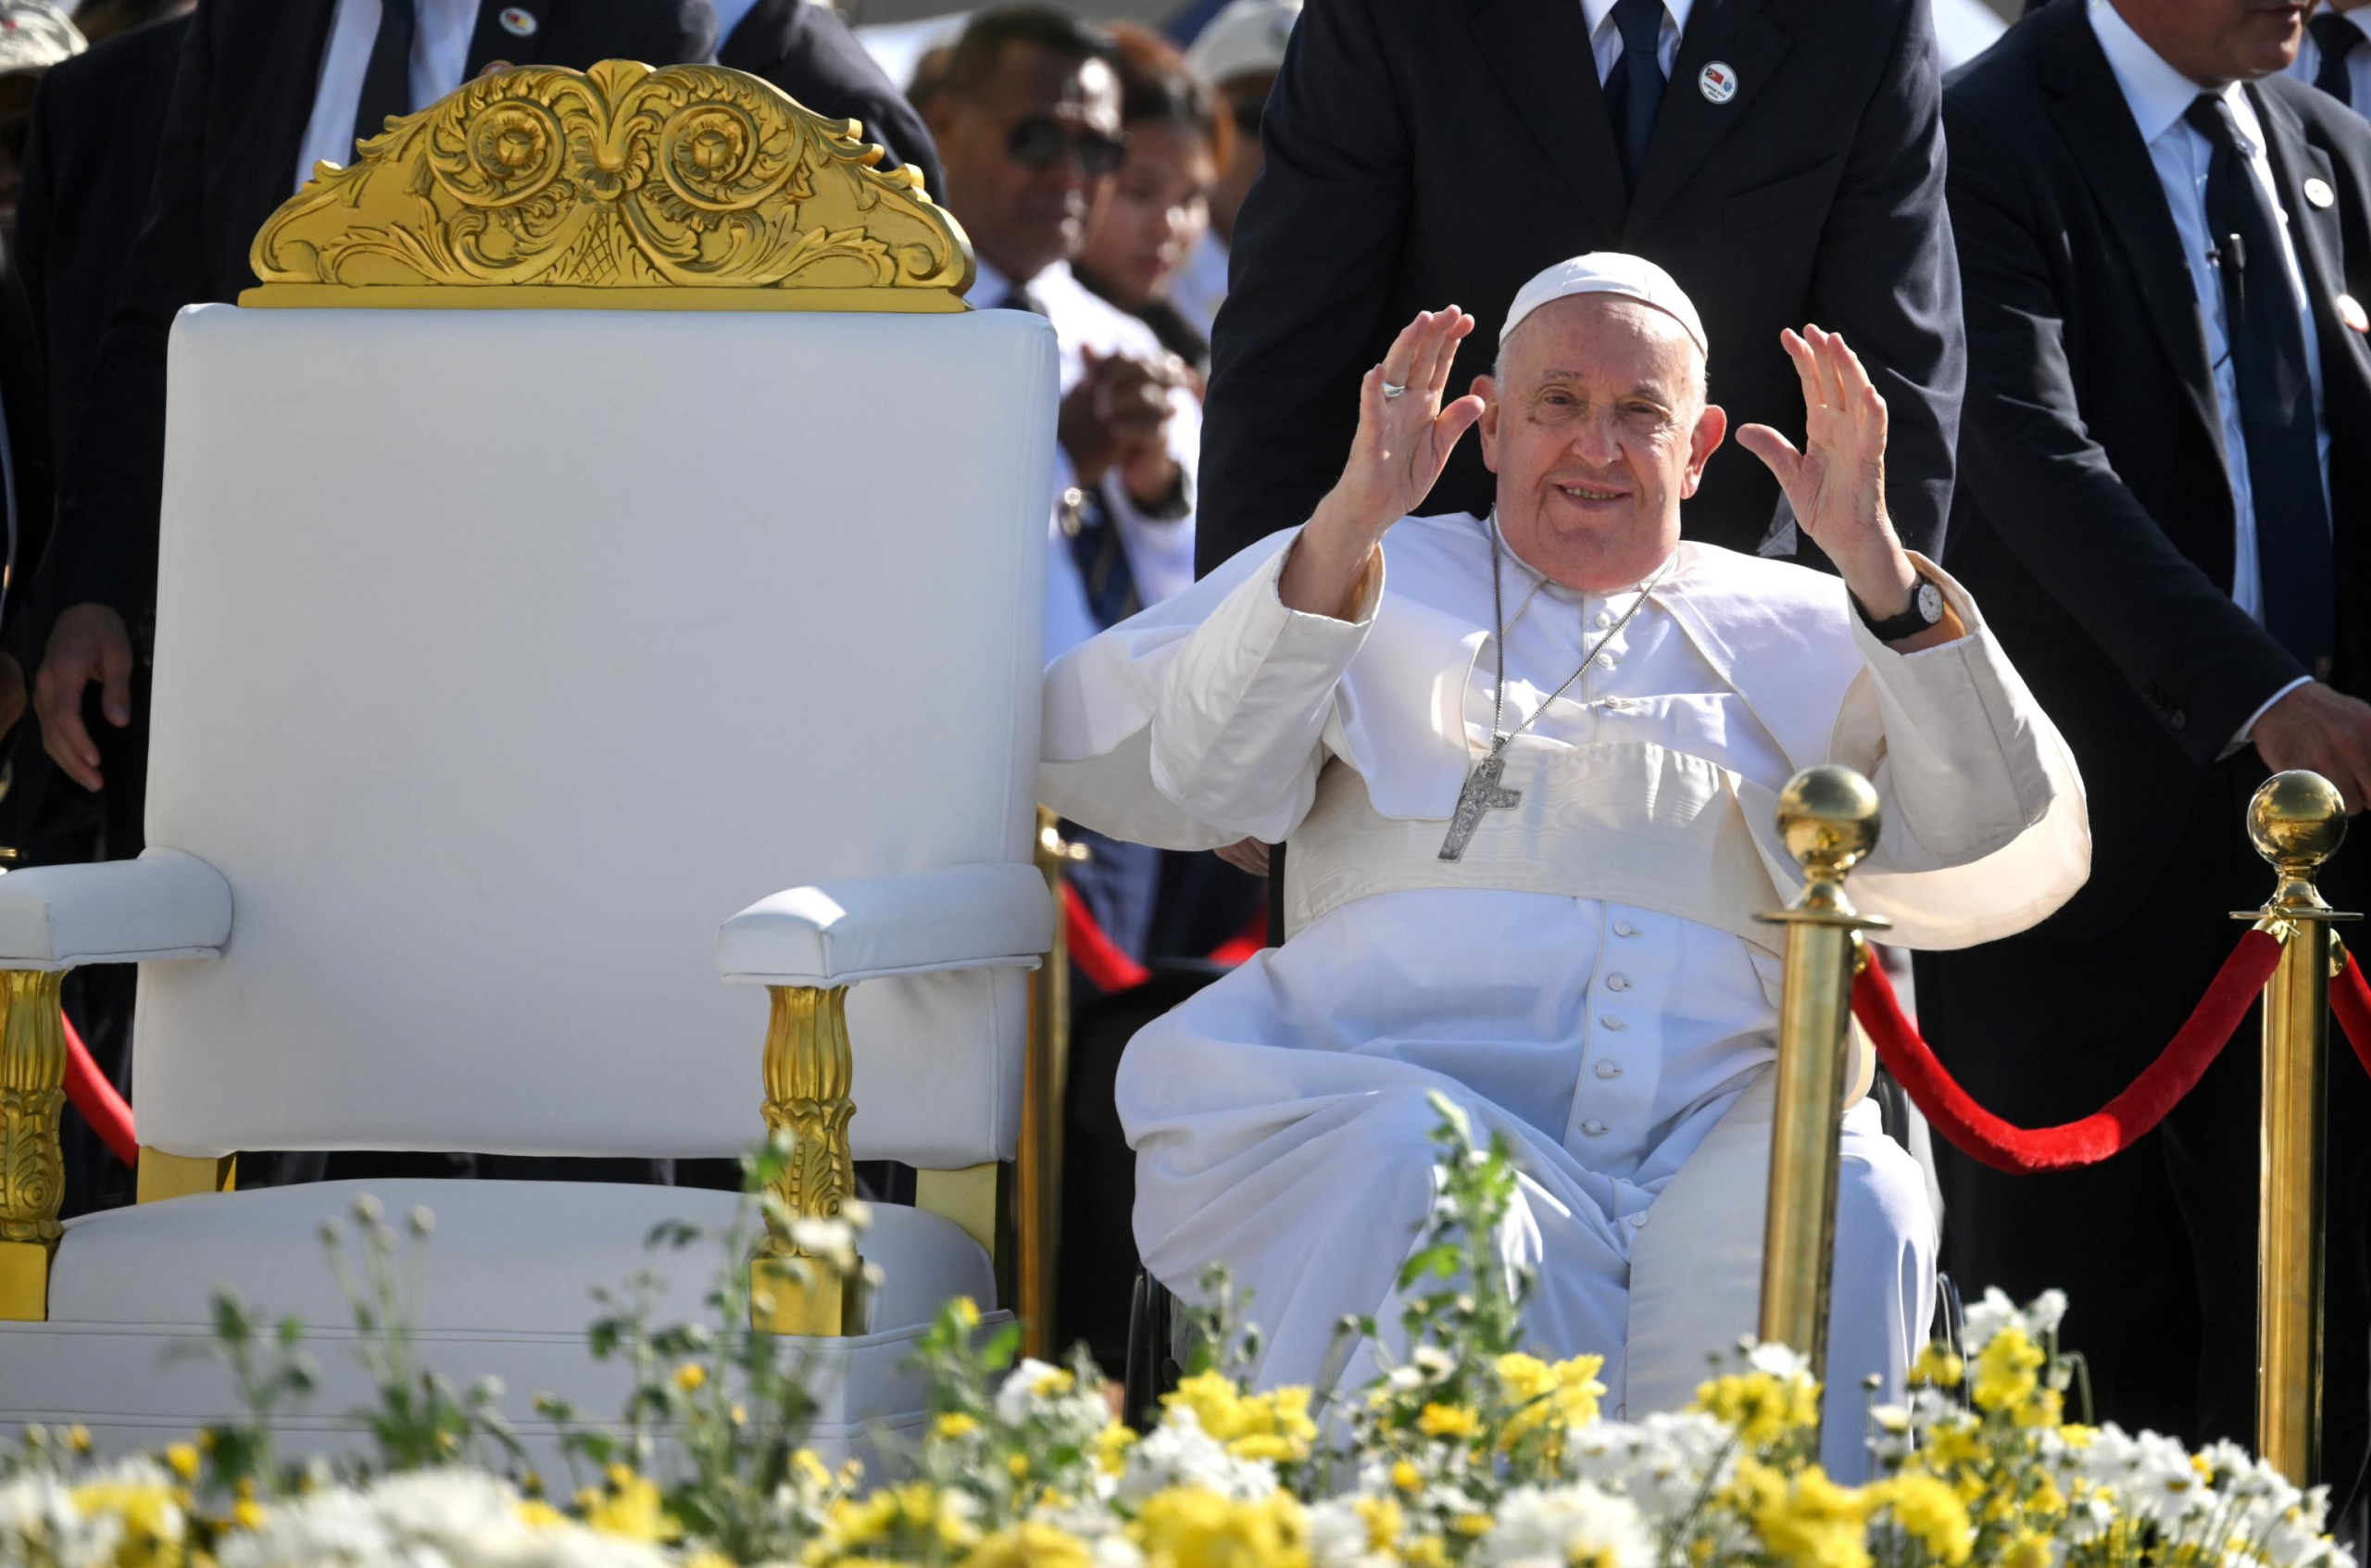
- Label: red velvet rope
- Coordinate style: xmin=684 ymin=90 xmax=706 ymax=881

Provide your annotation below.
xmin=62 ymin=1011 xmax=136 ymax=1168
xmin=2334 ymin=947 xmax=2371 ymax=1083
xmin=1852 ymin=930 xmax=2283 ymax=1173
xmin=1061 ymin=883 xmax=1267 ymax=993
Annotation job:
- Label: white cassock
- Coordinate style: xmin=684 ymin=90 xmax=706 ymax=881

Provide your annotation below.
xmin=1040 ymin=512 xmax=2089 ymax=1475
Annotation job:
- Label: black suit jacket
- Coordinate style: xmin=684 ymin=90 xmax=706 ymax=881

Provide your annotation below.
xmin=719 ymin=0 xmax=943 ymax=202
xmin=15 ymin=14 xmax=187 ymax=542
xmin=39 ymin=0 xmax=716 ymax=626
xmin=1940 ymin=0 xmax=2371 ymax=932
xmin=1194 ymin=0 xmax=1964 ymax=573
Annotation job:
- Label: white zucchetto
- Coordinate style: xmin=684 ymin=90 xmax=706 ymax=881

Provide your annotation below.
xmin=1499 ymin=252 xmax=1709 ymax=358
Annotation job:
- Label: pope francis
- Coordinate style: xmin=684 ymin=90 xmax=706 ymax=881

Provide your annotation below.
xmin=1039 ymin=255 xmax=2089 ymax=1463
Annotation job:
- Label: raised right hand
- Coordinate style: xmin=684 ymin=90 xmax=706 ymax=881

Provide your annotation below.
xmin=35 ymin=603 xmax=133 ymax=793
xmin=1320 ymin=307 xmax=1486 ymax=540
xmin=2252 ymin=681 xmax=2371 ymax=814
xmin=1282 ymin=308 xmax=1485 ymax=619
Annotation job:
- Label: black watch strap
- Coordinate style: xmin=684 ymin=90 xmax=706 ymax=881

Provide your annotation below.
xmin=1856 ymin=573 xmax=1946 ymax=642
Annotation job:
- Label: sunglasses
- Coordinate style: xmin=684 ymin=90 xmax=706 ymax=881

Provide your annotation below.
xmin=1008 ymin=116 xmax=1129 ymax=177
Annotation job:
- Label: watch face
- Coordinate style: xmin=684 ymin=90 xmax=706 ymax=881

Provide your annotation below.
xmin=1916 ymin=580 xmax=1944 ymax=623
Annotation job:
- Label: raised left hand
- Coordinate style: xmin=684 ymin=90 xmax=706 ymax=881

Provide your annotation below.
xmin=1735 ymin=325 xmax=1915 ymax=619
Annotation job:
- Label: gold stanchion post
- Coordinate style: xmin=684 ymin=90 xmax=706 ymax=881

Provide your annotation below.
xmin=2236 ymin=771 xmax=2355 ymax=1486
xmin=1022 ymin=808 xmax=1087 ymax=1359
xmin=1754 ymin=766 xmax=1889 ymax=1379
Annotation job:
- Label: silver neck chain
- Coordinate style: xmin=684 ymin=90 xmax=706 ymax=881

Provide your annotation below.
xmin=1481 ymin=513 xmax=1669 ymax=757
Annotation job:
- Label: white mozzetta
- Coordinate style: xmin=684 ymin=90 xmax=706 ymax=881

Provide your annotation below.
xmin=133 ymin=304 xmax=1056 ymax=1167
xmin=0 ymin=849 xmax=232 ymax=969
xmin=719 ymin=864 xmax=1052 ymax=986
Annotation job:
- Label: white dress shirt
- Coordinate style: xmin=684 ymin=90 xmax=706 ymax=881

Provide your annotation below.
xmin=965 ymin=257 xmax=1200 ymax=662
xmin=295 ymin=0 xmax=483 ymax=193
xmin=2288 ymin=6 xmax=2371 ymax=117
xmin=1579 ymin=0 xmax=1692 ymax=84
xmin=2089 ymin=0 xmax=2327 ymax=736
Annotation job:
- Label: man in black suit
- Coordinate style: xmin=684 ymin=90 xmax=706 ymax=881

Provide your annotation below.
xmin=716 ymin=0 xmax=944 ymax=199
xmin=1191 ymin=0 xmax=1964 ymax=573
xmin=1919 ymin=0 xmax=2371 ymax=1506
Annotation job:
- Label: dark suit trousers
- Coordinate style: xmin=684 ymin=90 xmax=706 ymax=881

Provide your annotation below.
xmin=1914 ymin=752 xmax=2371 ymax=1518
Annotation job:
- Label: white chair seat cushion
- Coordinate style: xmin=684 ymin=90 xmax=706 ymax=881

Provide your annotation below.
xmin=8 ymin=1181 xmax=993 ymax=1464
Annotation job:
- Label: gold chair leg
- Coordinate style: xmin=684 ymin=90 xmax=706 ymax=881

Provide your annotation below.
xmin=0 ymin=971 xmax=69 ymax=1322
xmin=136 ymin=1150 xmax=237 ymax=1204
xmin=751 ymin=984 xmax=868 ymax=1336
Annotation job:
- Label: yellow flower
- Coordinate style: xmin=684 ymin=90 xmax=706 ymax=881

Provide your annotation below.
xmin=232 ymin=1499 xmax=266 ymax=1532
xmin=164 ymin=1445 xmax=200 ymax=1483
xmin=1416 ymin=1403 xmax=1480 ymax=1441
xmin=2003 ymin=1528 xmax=2052 ymax=1568
xmin=1971 ymin=1326 xmax=2044 ymax=1414
xmin=584 ymin=1476 xmax=682 ymax=1543
xmin=1391 ymin=1460 xmax=1422 ymax=1492
xmin=1096 ymin=1424 xmax=1140 ymax=1477
xmin=673 ymin=1362 xmax=708 ymax=1393
xmin=2013 ymin=1388 xmax=2064 ymax=1430
xmin=1740 ymin=1461 xmax=1872 ymax=1568
xmin=1694 ymin=1371 xmax=1821 ymax=1446
xmin=935 ymin=1412 xmax=981 ymax=1441
xmin=68 ymin=1426 xmax=92 ymax=1455
xmin=1496 ymin=1352 xmax=1607 ymax=1449
xmin=961 ymin=1523 xmax=1097 ymax=1568
xmin=1403 ymin=1535 xmax=1448 ymax=1568
xmin=69 ymin=1476 xmax=188 ymax=1568
xmin=1452 ymin=1512 xmax=1494 ymax=1537
xmin=517 ymin=1501 xmax=567 ymax=1529
xmin=2029 ymin=1479 xmax=2066 ymax=1518
xmin=1870 ymin=1474 xmax=1974 ymax=1566
xmin=1033 ymin=1368 xmax=1077 ymax=1399
xmin=1133 ymin=1486 xmax=1309 ymax=1568
xmin=953 ymin=1297 xmax=983 ymax=1328
xmin=1909 ymin=1347 xmax=1965 ymax=1388
xmin=1163 ymin=1373 xmax=1317 ymax=1462
xmin=1008 ymin=1454 xmax=1032 ymax=1479
xmin=1351 ymin=1497 xmax=1403 ymax=1552
xmin=795 ymin=1449 xmax=836 ymax=1491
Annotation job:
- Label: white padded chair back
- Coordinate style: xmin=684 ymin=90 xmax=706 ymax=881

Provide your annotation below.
xmin=132 ymin=305 xmax=1056 ymax=1166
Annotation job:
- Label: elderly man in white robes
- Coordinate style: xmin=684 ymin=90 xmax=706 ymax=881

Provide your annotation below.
xmin=1039 ymin=254 xmax=2089 ymax=1471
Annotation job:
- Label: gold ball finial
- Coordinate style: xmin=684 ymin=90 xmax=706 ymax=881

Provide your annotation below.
xmin=2249 ymin=771 xmax=2348 ymax=878
xmin=1775 ymin=764 xmax=1883 ymax=883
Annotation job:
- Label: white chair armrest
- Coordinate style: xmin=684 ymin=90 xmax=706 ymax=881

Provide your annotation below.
xmin=718 ymin=863 xmax=1051 ymax=987
xmin=0 ymin=849 xmax=233 ymax=970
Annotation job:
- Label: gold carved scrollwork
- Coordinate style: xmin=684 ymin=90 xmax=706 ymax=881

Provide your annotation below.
xmin=751 ymin=985 xmax=867 ymax=1336
xmin=0 ymin=970 xmax=68 ymax=1321
xmin=244 ymin=60 xmax=972 ymax=311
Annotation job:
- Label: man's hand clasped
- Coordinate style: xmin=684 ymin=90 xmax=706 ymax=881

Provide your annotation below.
xmin=1060 ymin=346 xmax=1191 ymax=509
xmin=35 ymin=602 xmax=134 ymax=793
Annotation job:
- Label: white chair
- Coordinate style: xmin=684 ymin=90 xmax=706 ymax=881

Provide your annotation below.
xmin=0 ymin=62 xmax=1058 ymax=1462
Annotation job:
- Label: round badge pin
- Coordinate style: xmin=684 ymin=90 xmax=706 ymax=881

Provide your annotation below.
xmin=2305 ymin=177 xmax=2337 ymax=209
xmin=499 ymin=5 xmax=537 ymax=35
xmin=1699 ymin=61 xmax=1737 ymax=104
xmin=2340 ymin=293 xmax=2369 ymax=333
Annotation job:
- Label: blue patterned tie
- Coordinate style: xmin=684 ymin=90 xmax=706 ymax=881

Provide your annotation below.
xmin=1601 ymin=0 xmax=1666 ymax=188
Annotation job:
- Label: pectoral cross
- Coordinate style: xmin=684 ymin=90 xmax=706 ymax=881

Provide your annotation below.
xmin=1438 ymin=745 xmax=1523 ymax=861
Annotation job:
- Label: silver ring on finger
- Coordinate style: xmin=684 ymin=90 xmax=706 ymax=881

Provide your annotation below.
xmin=1380 ymin=380 xmax=1409 ymax=400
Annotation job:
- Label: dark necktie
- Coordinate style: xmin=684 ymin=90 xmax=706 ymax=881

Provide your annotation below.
xmin=352 ymin=0 xmax=419 ymax=158
xmin=2182 ymin=92 xmax=2335 ymax=675
xmin=1599 ymin=0 xmax=1665 ymax=188
xmin=996 ymin=283 xmax=1141 ymax=629
xmin=2310 ymin=10 xmax=2358 ymax=107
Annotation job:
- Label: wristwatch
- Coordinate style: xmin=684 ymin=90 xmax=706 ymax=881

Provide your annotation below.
xmin=1856 ymin=572 xmax=1946 ymax=642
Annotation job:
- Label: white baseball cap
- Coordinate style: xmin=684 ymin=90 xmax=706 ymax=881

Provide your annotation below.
xmin=1186 ymin=0 xmax=1300 ymax=87
xmin=1499 ymin=251 xmax=1708 ymax=358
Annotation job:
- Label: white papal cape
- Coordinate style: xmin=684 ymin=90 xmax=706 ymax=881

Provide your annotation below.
xmin=1040 ymin=513 xmax=2089 ymax=1470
